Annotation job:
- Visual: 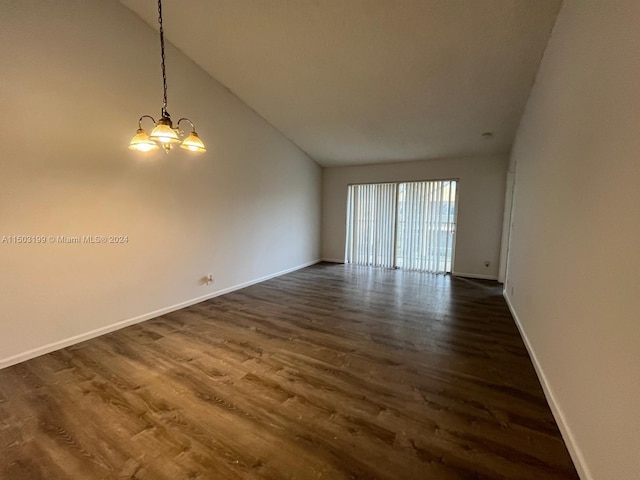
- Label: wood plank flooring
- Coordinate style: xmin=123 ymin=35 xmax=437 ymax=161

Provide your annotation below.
xmin=0 ymin=263 xmax=578 ymax=479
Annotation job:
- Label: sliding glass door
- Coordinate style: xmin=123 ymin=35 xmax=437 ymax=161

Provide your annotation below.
xmin=345 ymin=180 xmax=457 ymax=273
xmin=345 ymin=183 xmax=397 ymax=268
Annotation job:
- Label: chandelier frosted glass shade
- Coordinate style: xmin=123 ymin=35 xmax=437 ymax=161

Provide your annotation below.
xmin=128 ymin=129 xmax=159 ymax=152
xmin=149 ymin=123 xmax=180 ymax=145
xmin=180 ymin=131 xmax=207 ymax=153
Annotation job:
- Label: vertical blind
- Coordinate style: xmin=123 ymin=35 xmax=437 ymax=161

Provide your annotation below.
xmin=345 ymin=180 xmax=457 ymax=273
xmin=345 ymin=183 xmax=397 ymax=267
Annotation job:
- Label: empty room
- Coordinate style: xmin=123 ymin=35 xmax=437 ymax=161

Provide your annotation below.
xmin=0 ymin=1 xmax=637 ymax=479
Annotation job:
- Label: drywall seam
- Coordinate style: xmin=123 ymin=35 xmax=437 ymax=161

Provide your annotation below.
xmin=503 ymin=291 xmax=592 ymax=480
xmin=0 ymin=259 xmax=321 ymax=370
xmin=452 ymin=272 xmax=498 ymax=280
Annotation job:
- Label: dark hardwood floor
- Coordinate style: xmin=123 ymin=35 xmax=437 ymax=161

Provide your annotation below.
xmin=0 ymin=263 xmax=578 ymax=479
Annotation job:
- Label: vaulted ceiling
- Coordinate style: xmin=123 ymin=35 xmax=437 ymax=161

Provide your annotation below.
xmin=121 ymin=0 xmax=561 ymax=167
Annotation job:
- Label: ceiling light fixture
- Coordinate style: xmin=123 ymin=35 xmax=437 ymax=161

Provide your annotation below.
xmin=128 ymin=0 xmax=206 ymax=154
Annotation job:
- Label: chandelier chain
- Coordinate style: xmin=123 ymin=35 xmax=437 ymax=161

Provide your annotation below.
xmin=157 ymin=0 xmax=168 ymax=115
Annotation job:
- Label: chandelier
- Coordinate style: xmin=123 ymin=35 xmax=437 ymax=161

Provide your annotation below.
xmin=128 ymin=0 xmax=206 ymax=153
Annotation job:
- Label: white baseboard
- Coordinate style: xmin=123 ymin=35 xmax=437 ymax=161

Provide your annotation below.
xmin=503 ymin=292 xmax=592 ymax=480
xmin=321 ymin=257 xmax=344 ymax=263
xmin=452 ymin=271 xmax=498 ymax=280
xmin=0 ymin=259 xmax=321 ymax=370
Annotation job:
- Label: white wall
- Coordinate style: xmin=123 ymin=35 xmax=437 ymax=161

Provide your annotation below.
xmin=505 ymin=1 xmax=640 ymax=479
xmin=322 ymin=156 xmax=507 ymax=278
xmin=0 ymin=0 xmax=321 ymax=367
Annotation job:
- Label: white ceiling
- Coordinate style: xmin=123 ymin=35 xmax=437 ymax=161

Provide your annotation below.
xmin=121 ymin=0 xmax=561 ymax=167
